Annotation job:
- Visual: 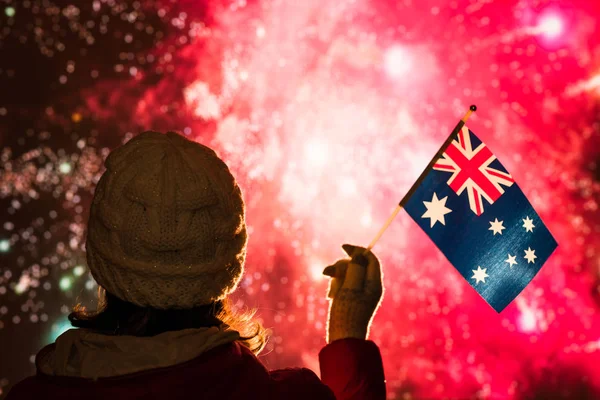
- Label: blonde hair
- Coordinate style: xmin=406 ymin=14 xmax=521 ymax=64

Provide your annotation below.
xmin=69 ymin=287 xmax=268 ymax=355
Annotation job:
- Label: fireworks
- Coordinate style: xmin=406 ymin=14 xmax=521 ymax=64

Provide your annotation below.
xmin=1 ymin=0 xmax=600 ymax=398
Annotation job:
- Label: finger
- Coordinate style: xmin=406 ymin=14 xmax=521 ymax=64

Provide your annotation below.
xmin=342 ymin=261 xmax=366 ymax=290
xmin=352 ymin=254 xmax=369 ymax=268
xmin=335 ymin=261 xmax=349 ymax=284
xmin=364 ymin=250 xmax=382 ymax=283
xmin=327 ymin=277 xmax=343 ymax=299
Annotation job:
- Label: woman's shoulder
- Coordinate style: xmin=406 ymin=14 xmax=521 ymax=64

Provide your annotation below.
xmin=232 ymin=344 xmax=335 ymax=399
xmin=6 ymin=341 xmax=336 ymax=400
xmin=4 ymin=376 xmax=46 ymax=400
xmin=268 ymin=367 xmax=336 ymax=399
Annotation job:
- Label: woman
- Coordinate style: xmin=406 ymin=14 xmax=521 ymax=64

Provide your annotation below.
xmin=7 ymin=131 xmax=386 ymax=399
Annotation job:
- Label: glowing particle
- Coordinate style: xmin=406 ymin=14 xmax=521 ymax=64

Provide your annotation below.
xmin=256 ymin=26 xmax=266 ymax=38
xmin=183 ymin=81 xmax=221 ymax=119
xmin=0 ymin=240 xmax=9 ymax=252
xmin=85 ymin=279 xmax=96 ymax=290
xmin=338 ymin=177 xmax=358 ymax=196
xmin=384 ymin=46 xmax=413 ymax=78
xmin=537 ymin=14 xmax=564 ymax=39
xmin=59 ymin=277 xmax=73 ymax=291
xmin=309 ymin=262 xmax=325 ymax=281
xmin=5 ymin=7 xmax=15 ymax=17
xmin=73 ymin=265 xmax=85 ymax=276
xmin=304 ymin=139 xmax=328 ymax=169
xmin=59 ymin=162 xmax=72 ymax=174
xmin=360 ymin=213 xmax=372 ymax=227
xmin=14 ymin=284 xmax=26 ymax=295
xmin=13 ymin=273 xmax=31 ymax=294
xmin=71 ymin=112 xmax=82 ymax=123
xmin=519 ymin=308 xmax=537 ymax=332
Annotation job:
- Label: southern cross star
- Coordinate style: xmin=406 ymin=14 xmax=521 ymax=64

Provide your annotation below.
xmin=471 ymin=266 xmax=489 ymax=284
xmin=505 ymin=254 xmax=518 ymax=268
xmin=522 ymin=216 xmax=535 ymax=232
xmin=489 ymin=218 xmax=506 ymax=235
xmin=524 ymin=247 xmax=537 ymax=264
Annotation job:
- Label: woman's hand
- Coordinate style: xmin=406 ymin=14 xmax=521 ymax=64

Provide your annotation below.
xmin=322 ymin=244 xmax=384 ymax=343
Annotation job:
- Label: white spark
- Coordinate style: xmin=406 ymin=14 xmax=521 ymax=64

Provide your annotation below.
xmin=384 ymin=45 xmax=413 ymax=78
xmin=537 ymin=14 xmax=564 ymax=39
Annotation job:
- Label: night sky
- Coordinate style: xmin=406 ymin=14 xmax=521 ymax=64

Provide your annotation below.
xmin=1 ymin=0 xmax=600 ymax=398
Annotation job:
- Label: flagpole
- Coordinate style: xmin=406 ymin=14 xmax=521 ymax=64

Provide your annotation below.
xmin=362 ymin=105 xmax=477 ymax=255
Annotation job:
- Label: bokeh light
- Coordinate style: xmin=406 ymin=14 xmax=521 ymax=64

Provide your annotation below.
xmin=384 ymin=46 xmax=413 ymax=79
xmin=1 ymin=0 xmax=599 ymax=399
xmin=73 ymin=265 xmax=85 ymax=277
xmin=58 ymin=277 xmax=73 ymax=292
xmin=537 ymin=13 xmax=564 ymax=39
xmin=58 ymin=162 xmax=72 ymax=174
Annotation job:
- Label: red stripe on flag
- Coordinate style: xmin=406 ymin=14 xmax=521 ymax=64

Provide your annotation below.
xmin=486 ymin=168 xmax=514 ymax=182
xmin=434 ymin=164 xmax=455 ymax=171
xmin=473 ymin=187 xmax=482 ymax=216
xmin=458 ymin=129 xmax=466 ymax=150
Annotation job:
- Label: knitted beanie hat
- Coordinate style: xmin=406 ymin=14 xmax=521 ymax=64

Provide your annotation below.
xmin=85 ymin=131 xmax=248 ymax=309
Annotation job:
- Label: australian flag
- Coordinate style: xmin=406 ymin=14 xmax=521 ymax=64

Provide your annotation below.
xmin=403 ymin=124 xmax=557 ymax=312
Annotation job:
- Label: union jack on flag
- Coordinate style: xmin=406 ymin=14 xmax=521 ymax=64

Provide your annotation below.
xmin=432 ymin=126 xmax=515 ymax=216
xmin=403 ymin=124 xmax=557 ymax=312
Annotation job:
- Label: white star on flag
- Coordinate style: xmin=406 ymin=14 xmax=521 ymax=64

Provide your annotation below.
xmin=489 ymin=218 xmax=505 ymax=235
xmin=471 ymin=266 xmax=489 ymax=284
xmin=524 ymin=247 xmax=537 ymax=263
xmin=505 ymin=254 xmax=518 ymax=268
xmin=523 ymin=216 xmax=535 ymax=232
xmin=421 ymin=192 xmax=452 ymax=228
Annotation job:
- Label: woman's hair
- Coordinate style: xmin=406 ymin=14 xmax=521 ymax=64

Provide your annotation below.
xmin=69 ymin=287 xmax=268 ymax=355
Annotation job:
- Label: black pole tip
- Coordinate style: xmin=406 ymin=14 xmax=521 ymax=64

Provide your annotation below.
xmin=470 ymin=105 xmax=477 ymax=111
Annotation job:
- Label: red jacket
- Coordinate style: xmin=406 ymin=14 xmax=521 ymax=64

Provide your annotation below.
xmin=7 ymin=338 xmax=385 ymax=400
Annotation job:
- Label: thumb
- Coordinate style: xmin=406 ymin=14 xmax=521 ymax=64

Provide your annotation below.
xmin=323 ymin=259 xmax=349 ymax=279
xmin=323 ymin=265 xmax=336 ymax=277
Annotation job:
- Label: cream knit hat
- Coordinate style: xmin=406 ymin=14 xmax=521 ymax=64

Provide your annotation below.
xmin=85 ymin=131 xmax=247 ymax=309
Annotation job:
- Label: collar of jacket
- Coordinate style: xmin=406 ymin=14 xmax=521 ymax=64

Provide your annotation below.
xmin=36 ymin=325 xmax=240 ymax=380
